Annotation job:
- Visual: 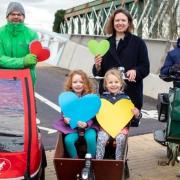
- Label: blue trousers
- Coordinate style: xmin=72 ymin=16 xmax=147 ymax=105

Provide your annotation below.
xmin=64 ymin=128 xmax=96 ymax=158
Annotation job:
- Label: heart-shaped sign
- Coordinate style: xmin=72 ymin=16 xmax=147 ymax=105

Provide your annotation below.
xmin=96 ymin=99 xmax=134 ymax=138
xmin=88 ymin=39 xmax=110 ymax=56
xmin=59 ymin=91 xmax=101 ymax=129
xmin=29 ymin=40 xmax=50 ymax=62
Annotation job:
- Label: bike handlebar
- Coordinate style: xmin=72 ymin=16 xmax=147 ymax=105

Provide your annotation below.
xmin=159 ymin=74 xmax=180 ymax=82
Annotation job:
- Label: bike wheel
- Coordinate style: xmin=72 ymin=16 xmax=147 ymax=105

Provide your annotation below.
xmin=167 ymin=145 xmax=172 ymax=159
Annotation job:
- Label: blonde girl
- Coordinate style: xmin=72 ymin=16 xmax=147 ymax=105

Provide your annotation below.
xmin=96 ymin=68 xmax=141 ymax=160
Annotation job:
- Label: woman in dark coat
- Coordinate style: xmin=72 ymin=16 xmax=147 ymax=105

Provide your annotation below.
xmin=92 ymin=8 xmax=149 ymax=178
xmin=92 ymin=8 xmax=150 ymax=125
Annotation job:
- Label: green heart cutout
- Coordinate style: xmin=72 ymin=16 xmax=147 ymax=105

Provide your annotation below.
xmin=88 ymin=39 xmax=110 ymax=56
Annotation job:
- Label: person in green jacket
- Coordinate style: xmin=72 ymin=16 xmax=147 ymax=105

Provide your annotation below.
xmin=0 ymin=3 xmax=47 ymax=178
xmin=0 ymin=2 xmax=38 ymax=86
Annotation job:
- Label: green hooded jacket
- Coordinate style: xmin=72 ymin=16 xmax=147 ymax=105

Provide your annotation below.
xmin=0 ymin=22 xmax=38 ymax=86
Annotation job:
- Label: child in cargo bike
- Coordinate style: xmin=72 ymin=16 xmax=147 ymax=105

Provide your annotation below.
xmin=96 ymin=69 xmax=141 ymax=160
xmin=53 ymin=70 xmax=99 ymax=158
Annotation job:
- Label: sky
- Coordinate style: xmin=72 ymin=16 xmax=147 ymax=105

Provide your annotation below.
xmin=0 ymin=0 xmax=94 ymax=31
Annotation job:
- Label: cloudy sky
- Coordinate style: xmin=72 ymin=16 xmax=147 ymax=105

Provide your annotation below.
xmin=0 ymin=0 xmax=94 ymax=31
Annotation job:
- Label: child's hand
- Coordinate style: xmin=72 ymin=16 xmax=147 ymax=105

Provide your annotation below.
xmin=131 ymin=107 xmax=140 ymax=118
xmin=64 ymin=117 xmax=70 ymax=124
xmin=77 ymin=121 xmax=87 ymax=129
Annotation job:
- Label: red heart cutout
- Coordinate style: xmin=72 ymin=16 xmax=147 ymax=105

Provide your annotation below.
xmin=29 ymin=40 xmax=50 ymax=62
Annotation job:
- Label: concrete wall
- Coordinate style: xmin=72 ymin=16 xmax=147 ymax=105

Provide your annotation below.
xmin=57 ymin=35 xmax=175 ymax=99
xmin=58 ymin=41 xmax=94 ymax=75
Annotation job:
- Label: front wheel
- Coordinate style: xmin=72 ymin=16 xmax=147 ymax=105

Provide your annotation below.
xmin=124 ymin=161 xmax=130 ymax=179
xmin=40 ymin=167 xmax=45 ymax=180
xmin=167 ymin=145 xmax=172 ymax=159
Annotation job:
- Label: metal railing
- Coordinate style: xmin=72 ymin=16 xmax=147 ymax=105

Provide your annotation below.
xmin=58 ymin=0 xmax=180 ymax=40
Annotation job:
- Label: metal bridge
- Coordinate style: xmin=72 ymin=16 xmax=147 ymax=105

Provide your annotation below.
xmin=57 ymin=0 xmax=180 ymax=40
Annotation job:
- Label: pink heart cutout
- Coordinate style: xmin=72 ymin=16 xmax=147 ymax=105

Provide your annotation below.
xmin=29 ymin=40 xmax=50 ymax=62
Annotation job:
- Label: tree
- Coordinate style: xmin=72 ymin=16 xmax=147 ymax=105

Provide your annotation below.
xmin=53 ymin=10 xmax=65 ymax=33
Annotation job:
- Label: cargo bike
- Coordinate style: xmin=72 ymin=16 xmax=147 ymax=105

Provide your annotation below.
xmin=53 ymin=67 xmax=137 ymax=180
xmin=154 ymin=66 xmax=180 ymax=166
xmin=0 ymin=69 xmax=45 ymax=180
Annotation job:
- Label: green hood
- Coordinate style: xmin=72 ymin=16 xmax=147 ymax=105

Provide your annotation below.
xmin=6 ymin=22 xmax=25 ymax=36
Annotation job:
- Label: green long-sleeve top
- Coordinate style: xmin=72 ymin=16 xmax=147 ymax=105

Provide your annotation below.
xmin=0 ymin=22 xmax=38 ymax=85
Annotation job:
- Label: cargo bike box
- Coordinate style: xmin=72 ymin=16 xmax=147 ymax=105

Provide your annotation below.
xmin=53 ymin=132 xmax=128 ymax=180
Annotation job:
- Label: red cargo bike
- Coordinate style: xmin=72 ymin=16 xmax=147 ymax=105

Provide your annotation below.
xmin=0 ymin=69 xmax=44 ymax=180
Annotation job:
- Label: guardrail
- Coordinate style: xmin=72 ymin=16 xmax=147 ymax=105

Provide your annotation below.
xmin=35 ymin=29 xmax=69 ymax=66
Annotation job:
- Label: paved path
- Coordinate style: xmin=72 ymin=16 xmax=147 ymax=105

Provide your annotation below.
xmin=128 ymin=134 xmax=180 ymax=180
xmin=45 ymin=133 xmax=180 ymax=180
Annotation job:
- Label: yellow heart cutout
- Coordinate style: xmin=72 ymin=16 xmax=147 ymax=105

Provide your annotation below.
xmin=96 ymin=99 xmax=134 ymax=138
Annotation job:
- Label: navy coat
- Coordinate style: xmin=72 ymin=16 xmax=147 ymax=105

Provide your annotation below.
xmin=101 ymin=92 xmax=132 ymax=127
xmin=160 ymin=47 xmax=180 ymax=87
xmin=101 ymin=91 xmax=130 ymax=104
xmin=92 ymin=32 xmax=150 ymax=109
xmin=160 ymin=47 xmax=180 ymax=75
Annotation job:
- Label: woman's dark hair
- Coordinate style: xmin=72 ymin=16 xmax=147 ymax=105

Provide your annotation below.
xmin=105 ymin=8 xmax=134 ymax=35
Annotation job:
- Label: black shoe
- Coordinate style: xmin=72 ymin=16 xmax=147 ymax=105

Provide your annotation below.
xmin=124 ymin=161 xmax=130 ymax=179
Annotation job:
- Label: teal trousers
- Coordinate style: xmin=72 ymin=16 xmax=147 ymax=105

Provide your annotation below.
xmin=64 ymin=128 xmax=96 ymax=158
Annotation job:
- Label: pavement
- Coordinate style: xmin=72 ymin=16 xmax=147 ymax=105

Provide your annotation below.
xmin=45 ymin=133 xmax=180 ymax=180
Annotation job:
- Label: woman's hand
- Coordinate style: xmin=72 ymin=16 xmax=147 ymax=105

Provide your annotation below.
xmin=64 ymin=117 xmax=70 ymax=124
xmin=94 ymin=54 xmax=102 ymax=71
xmin=126 ymin=69 xmax=136 ymax=82
xmin=77 ymin=121 xmax=87 ymax=129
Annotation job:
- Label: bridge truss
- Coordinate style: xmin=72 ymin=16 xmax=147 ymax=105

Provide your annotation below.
xmin=58 ymin=0 xmax=180 ymax=40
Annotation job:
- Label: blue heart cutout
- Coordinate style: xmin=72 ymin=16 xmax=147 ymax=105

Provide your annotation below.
xmin=58 ymin=91 xmax=101 ymax=129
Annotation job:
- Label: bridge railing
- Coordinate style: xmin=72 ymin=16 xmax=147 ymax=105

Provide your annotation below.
xmin=58 ymin=0 xmax=180 ymax=40
xmin=35 ymin=28 xmax=69 ymax=66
